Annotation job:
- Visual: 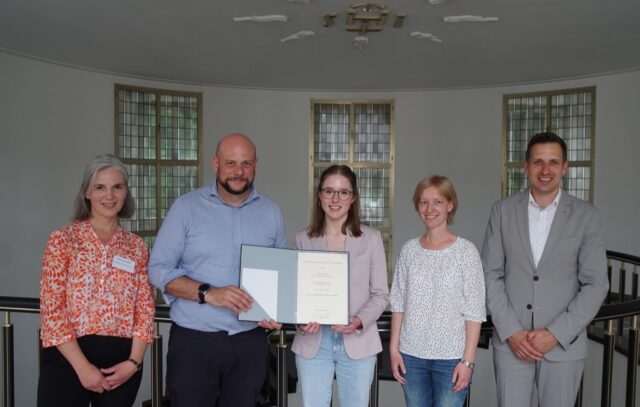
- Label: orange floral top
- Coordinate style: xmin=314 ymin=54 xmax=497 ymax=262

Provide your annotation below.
xmin=40 ymin=221 xmax=155 ymax=348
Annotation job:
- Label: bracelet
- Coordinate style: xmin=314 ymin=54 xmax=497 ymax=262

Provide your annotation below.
xmin=459 ymin=358 xmax=475 ymax=370
xmin=128 ymin=358 xmax=142 ymax=371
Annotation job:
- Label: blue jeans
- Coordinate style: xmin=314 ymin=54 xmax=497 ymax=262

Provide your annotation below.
xmin=295 ymin=326 xmax=377 ymax=407
xmin=401 ymin=353 xmax=469 ymax=407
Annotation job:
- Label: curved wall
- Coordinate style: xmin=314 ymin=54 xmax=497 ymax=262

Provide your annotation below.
xmin=1 ymin=51 xmax=639 ymax=406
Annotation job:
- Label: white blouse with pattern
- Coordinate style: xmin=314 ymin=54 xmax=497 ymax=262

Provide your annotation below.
xmin=390 ymin=236 xmax=486 ymax=359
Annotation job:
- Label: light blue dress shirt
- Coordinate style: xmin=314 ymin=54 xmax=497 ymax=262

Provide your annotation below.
xmin=148 ymin=181 xmax=286 ymax=334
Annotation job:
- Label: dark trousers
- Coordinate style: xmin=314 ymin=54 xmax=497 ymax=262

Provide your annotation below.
xmin=166 ymin=323 xmax=268 ymax=407
xmin=37 ymin=335 xmax=143 ymax=407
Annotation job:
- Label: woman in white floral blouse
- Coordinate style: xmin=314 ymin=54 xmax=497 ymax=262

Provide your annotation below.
xmin=389 ymin=175 xmax=486 ymax=407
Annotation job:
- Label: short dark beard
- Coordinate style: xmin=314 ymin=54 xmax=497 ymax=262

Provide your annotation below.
xmin=218 ymin=177 xmax=253 ymax=196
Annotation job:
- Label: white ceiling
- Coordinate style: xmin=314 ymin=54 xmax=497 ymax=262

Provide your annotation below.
xmin=1 ymin=0 xmax=639 ymax=90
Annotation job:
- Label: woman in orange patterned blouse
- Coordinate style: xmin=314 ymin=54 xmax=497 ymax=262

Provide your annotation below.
xmin=38 ymin=154 xmax=155 ymax=407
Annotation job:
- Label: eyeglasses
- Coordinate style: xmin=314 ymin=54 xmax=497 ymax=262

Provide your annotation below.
xmin=320 ymin=188 xmax=353 ymax=200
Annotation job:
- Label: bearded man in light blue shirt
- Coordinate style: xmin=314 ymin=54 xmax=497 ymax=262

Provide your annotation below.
xmin=149 ymin=133 xmax=286 ymax=407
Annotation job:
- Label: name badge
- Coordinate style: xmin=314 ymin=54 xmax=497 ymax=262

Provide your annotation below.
xmin=112 ymin=255 xmax=136 ymax=273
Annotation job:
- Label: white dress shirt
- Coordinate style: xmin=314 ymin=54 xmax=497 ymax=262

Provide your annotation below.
xmin=528 ymin=189 xmax=562 ymax=267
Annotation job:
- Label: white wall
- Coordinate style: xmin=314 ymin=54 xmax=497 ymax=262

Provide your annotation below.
xmin=1 ymin=51 xmax=639 ymax=406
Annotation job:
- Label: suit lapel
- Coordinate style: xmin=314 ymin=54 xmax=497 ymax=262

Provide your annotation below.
xmin=537 ymin=192 xmax=571 ymax=271
xmin=516 ymin=191 xmax=536 ymax=271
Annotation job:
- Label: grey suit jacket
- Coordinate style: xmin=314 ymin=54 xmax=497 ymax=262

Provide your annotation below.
xmin=291 ymin=225 xmax=389 ymax=359
xmin=481 ymin=190 xmax=608 ymax=361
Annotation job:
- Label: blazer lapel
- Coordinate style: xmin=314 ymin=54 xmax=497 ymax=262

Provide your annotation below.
xmin=516 ymin=191 xmax=536 ymax=271
xmin=537 ymin=192 xmax=571 ymax=271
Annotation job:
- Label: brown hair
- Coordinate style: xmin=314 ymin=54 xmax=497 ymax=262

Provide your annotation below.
xmin=525 ymin=131 xmax=567 ymax=162
xmin=307 ymin=165 xmax=362 ymax=238
xmin=412 ymin=175 xmax=458 ymax=225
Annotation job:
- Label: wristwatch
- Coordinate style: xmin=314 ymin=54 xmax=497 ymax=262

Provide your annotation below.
xmin=459 ymin=358 xmax=475 ymax=370
xmin=198 ymin=283 xmax=212 ymax=304
xmin=128 ymin=358 xmax=142 ymax=371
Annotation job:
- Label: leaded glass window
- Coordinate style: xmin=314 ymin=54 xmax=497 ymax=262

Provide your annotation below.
xmin=115 ymin=85 xmax=202 ymax=246
xmin=311 ymin=101 xmax=395 ymax=273
xmin=503 ymin=87 xmax=595 ymax=201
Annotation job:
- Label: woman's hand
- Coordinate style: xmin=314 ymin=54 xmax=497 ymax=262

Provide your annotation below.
xmin=451 ymin=362 xmax=472 ymax=392
xmin=258 ymin=319 xmax=282 ymax=330
xmin=77 ymin=363 xmax=111 ymax=393
xmin=100 ymin=360 xmax=139 ymax=390
xmin=297 ymin=322 xmax=320 ymax=334
xmin=331 ymin=316 xmax=362 ymax=335
xmin=389 ymin=349 xmax=406 ymax=384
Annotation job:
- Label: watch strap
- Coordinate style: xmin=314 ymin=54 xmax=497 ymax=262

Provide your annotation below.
xmin=128 ymin=358 xmax=142 ymax=371
xmin=198 ymin=283 xmax=212 ymax=304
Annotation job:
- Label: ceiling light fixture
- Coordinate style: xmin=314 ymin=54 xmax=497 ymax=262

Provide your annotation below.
xmin=233 ymin=15 xmax=288 ymax=23
xmin=409 ymin=31 xmax=442 ymax=42
xmin=281 ymin=30 xmax=316 ymax=42
xmin=323 ymin=3 xmax=405 ymax=48
xmin=443 ymin=15 xmax=499 ymax=23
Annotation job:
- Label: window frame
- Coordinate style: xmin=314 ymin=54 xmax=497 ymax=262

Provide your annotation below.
xmin=309 ymin=99 xmax=396 ymax=273
xmin=114 ymin=83 xmax=203 ymax=242
xmin=502 ymin=86 xmax=596 ymax=202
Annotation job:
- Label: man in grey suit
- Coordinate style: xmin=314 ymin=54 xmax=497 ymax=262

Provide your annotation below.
xmin=482 ymin=132 xmax=608 ymax=407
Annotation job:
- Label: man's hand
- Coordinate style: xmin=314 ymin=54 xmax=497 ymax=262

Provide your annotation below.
xmin=527 ymin=328 xmax=558 ymax=354
xmin=507 ymin=329 xmax=543 ymax=361
xmin=206 ymin=285 xmax=252 ymax=313
xmin=258 ymin=319 xmax=282 ymax=330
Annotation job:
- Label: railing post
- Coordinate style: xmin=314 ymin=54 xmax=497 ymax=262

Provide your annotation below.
xmin=276 ymin=330 xmax=288 ymax=407
xmin=151 ymin=323 xmax=163 ymax=407
xmin=618 ymin=266 xmax=627 ymax=336
xmin=2 ymin=312 xmax=14 ymax=407
xmin=601 ymin=319 xmax=615 ymax=407
xmin=368 ymin=357 xmax=379 ymax=407
xmin=626 ymin=315 xmax=638 ymax=407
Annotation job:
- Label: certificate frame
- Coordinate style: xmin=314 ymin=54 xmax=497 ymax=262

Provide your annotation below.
xmin=238 ymin=245 xmax=349 ymax=325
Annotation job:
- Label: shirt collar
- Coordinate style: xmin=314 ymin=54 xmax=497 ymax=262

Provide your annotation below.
xmin=528 ymin=188 xmax=561 ymax=210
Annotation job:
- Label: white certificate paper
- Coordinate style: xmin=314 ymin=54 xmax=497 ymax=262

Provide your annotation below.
xmin=296 ymin=252 xmax=349 ymax=325
xmin=241 ymin=267 xmax=278 ymax=320
xmin=238 ymin=245 xmax=349 ymax=325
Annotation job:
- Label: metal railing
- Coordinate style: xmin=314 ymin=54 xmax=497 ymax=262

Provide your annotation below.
xmin=2 ymin=250 xmax=639 ymax=407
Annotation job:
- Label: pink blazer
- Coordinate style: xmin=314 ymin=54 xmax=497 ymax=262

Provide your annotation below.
xmin=291 ymin=225 xmax=389 ymax=359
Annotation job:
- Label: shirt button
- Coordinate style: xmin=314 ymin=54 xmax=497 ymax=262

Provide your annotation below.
xmin=533 ymin=276 xmax=539 ymax=281
xmin=527 ymin=304 xmax=532 ymax=310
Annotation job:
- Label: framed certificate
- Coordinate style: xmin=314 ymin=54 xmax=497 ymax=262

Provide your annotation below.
xmin=238 ymin=245 xmax=349 ymax=325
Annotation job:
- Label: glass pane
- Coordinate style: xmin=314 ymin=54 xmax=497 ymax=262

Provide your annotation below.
xmin=506 ymin=167 xmax=528 ymax=196
xmin=506 ymin=96 xmax=547 ymax=162
xmin=551 ymin=92 xmax=592 ymax=162
xmin=354 ymin=104 xmax=391 ymax=163
xmin=160 ymin=165 xmax=199 ymax=218
xmin=563 ymin=166 xmax=590 ymax=201
xmin=314 ymin=103 xmax=349 ymax=162
xmin=142 ymin=236 xmax=155 ymax=249
xmin=160 ymin=95 xmax=199 ymax=160
xmin=118 ymin=90 xmax=156 ymax=160
xmin=354 ymin=168 xmax=391 ymax=230
xmin=121 ymin=164 xmax=157 ymax=233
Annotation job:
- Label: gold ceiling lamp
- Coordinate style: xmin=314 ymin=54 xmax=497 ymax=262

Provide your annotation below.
xmin=323 ymin=3 xmax=405 ymax=35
